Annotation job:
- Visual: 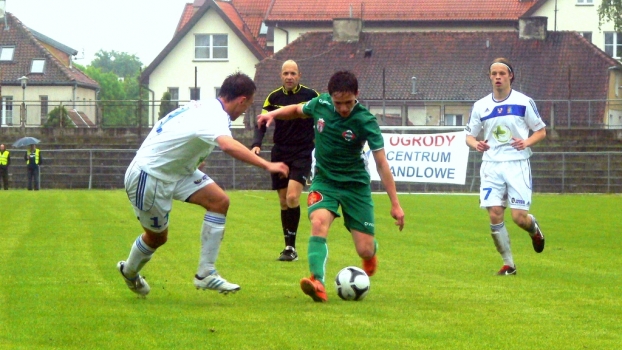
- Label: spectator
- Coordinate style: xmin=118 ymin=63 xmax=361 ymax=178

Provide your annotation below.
xmin=24 ymin=144 xmax=42 ymax=191
xmin=0 ymin=144 xmax=10 ymax=190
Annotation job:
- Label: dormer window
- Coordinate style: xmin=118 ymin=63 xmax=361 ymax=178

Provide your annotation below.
xmin=0 ymin=46 xmax=15 ymax=61
xmin=31 ymin=59 xmax=45 ymax=73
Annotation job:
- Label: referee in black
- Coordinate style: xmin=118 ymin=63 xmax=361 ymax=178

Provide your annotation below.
xmin=251 ymin=60 xmax=319 ymax=261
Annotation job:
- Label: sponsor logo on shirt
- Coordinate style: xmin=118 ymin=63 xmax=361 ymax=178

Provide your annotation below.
xmin=318 ymin=98 xmax=332 ymax=107
xmin=342 ymin=130 xmax=356 ymax=142
xmin=492 ymin=125 xmax=512 ymax=143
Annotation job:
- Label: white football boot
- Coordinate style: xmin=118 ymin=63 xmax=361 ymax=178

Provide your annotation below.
xmin=194 ymin=271 xmax=240 ymax=294
xmin=117 ymin=261 xmax=150 ymax=297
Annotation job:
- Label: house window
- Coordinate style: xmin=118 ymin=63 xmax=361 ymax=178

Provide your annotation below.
xmin=40 ymin=96 xmax=49 ymax=125
xmin=576 ymin=0 xmax=593 ymax=4
xmin=31 ymin=59 xmax=46 ymax=73
xmin=168 ymin=87 xmax=179 ymax=101
xmin=195 ymin=34 xmax=228 ymax=60
xmin=579 ymin=32 xmax=592 ymax=43
xmin=190 ymin=87 xmax=201 ymax=100
xmin=605 ymin=32 xmax=622 ymax=58
xmin=1 ymin=96 xmax=13 ymax=126
xmin=444 ymin=114 xmax=463 ymax=126
xmin=0 ymin=46 xmax=15 ymax=61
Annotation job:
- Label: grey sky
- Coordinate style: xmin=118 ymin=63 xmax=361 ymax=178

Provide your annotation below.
xmin=5 ymin=0 xmax=191 ymax=65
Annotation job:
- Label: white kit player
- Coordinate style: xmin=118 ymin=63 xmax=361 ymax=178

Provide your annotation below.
xmin=117 ymin=72 xmax=288 ymax=297
xmin=465 ymin=58 xmax=546 ymax=276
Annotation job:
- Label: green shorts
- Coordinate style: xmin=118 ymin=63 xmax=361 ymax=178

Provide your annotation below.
xmin=307 ymin=181 xmax=375 ymax=235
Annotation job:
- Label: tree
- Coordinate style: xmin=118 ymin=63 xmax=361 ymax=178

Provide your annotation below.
xmin=158 ymin=92 xmax=176 ymax=120
xmin=83 ymin=66 xmax=130 ymax=126
xmin=79 ymin=50 xmax=152 ymax=126
xmin=91 ymin=50 xmax=143 ymax=79
xmin=598 ymin=1 xmax=622 ymax=31
xmin=44 ymin=106 xmax=75 ymax=128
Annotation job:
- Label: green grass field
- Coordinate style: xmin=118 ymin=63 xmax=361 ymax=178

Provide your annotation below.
xmin=0 ymin=190 xmax=620 ymax=349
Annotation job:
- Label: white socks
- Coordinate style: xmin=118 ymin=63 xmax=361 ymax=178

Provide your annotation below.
xmin=490 ymin=222 xmax=514 ymax=267
xmin=124 ymin=235 xmax=156 ymax=279
xmin=197 ymin=212 xmax=226 ymax=278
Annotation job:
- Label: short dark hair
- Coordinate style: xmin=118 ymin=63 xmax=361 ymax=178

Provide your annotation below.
xmin=327 ymin=71 xmax=358 ymax=96
xmin=490 ymin=58 xmax=515 ymax=83
xmin=218 ymin=72 xmax=256 ymax=101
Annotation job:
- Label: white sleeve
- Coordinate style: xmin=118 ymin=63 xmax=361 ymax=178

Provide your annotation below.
xmin=465 ymin=104 xmax=482 ymax=137
xmin=525 ymin=98 xmax=546 ymax=131
xmin=196 ymin=107 xmax=232 ymax=145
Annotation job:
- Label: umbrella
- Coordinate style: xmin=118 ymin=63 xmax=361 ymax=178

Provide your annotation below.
xmin=13 ymin=137 xmax=41 ymax=148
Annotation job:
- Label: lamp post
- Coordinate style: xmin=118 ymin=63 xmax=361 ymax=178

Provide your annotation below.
xmin=18 ymin=75 xmax=28 ymax=129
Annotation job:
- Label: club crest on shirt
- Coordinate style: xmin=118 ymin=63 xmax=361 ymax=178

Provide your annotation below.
xmin=492 ymin=125 xmax=512 ymax=143
xmin=307 ymin=191 xmax=324 ymax=207
xmin=317 ymin=118 xmax=325 ymax=133
xmin=342 ymin=130 xmax=356 ymax=142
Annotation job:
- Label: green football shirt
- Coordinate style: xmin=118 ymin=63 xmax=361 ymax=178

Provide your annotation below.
xmin=302 ymin=93 xmax=383 ymax=185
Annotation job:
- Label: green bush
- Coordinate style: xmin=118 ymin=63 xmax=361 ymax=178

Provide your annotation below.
xmin=44 ymin=106 xmax=75 ymax=128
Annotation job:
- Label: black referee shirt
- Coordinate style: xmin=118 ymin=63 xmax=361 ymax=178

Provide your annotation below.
xmin=252 ymin=84 xmax=319 ymax=150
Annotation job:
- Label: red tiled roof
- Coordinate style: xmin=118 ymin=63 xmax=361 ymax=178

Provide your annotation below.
xmin=177 ymin=0 xmax=271 ymax=45
xmin=68 ymin=109 xmax=96 ymax=128
xmin=215 ymin=1 xmax=268 ymax=57
xmin=254 ymin=31 xmax=620 ymax=125
xmin=142 ymin=0 xmax=269 ymax=82
xmin=265 ymin=0 xmax=543 ymax=23
xmin=1 ymin=13 xmax=99 ymax=89
xmin=176 ymin=3 xmax=199 ymax=33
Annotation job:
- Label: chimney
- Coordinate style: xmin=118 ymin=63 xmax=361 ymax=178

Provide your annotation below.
xmin=519 ymin=16 xmax=547 ymax=40
xmin=333 ymin=18 xmax=362 ymax=42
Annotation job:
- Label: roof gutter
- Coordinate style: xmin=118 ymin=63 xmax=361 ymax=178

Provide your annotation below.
xmin=275 ymin=23 xmax=289 ymax=46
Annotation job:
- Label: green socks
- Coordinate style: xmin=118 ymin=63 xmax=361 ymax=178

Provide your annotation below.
xmin=308 ymin=236 xmax=328 ymax=284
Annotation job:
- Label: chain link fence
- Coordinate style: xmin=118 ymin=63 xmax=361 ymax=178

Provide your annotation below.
xmin=3 ymin=149 xmax=621 ymax=193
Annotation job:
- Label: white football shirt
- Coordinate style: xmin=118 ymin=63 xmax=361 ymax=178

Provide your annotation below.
xmin=133 ymin=99 xmax=232 ymax=182
xmin=465 ymin=89 xmax=545 ymax=162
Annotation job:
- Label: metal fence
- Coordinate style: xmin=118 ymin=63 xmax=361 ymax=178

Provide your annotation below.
xmin=4 ymin=98 xmax=622 ymax=129
xmin=4 ymin=149 xmax=621 ymax=193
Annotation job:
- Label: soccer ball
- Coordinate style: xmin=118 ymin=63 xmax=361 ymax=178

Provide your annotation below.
xmin=334 ymin=266 xmax=370 ymax=301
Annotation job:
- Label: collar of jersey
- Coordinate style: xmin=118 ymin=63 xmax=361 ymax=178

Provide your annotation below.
xmin=282 ymin=84 xmax=302 ymax=95
xmin=491 ymin=89 xmax=513 ymax=103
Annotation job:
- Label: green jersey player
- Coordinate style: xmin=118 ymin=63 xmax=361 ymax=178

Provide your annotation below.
xmin=257 ymin=71 xmax=405 ymax=302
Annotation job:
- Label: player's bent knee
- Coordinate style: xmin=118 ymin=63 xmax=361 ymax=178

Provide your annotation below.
xmin=142 ymin=230 xmax=168 ymax=248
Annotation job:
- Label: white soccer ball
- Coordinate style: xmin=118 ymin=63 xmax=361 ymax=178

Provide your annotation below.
xmin=334 ymin=266 xmax=370 ymax=301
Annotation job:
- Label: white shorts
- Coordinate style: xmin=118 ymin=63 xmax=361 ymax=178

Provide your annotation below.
xmin=124 ymin=161 xmax=214 ymax=232
xmin=479 ymin=159 xmax=532 ymax=210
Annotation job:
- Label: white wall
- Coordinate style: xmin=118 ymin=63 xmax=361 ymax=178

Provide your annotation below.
xmin=148 ymin=10 xmax=259 ymax=126
xmin=532 ymin=0 xmax=613 ymax=52
xmin=2 ymin=85 xmax=97 ymax=126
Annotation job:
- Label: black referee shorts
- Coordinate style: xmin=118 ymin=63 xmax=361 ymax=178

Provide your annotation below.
xmin=270 ymin=144 xmax=313 ymax=190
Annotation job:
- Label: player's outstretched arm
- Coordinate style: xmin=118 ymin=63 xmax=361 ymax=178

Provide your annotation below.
xmin=373 ymin=149 xmax=405 ymax=231
xmin=256 ymin=104 xmax=306 ymax=127
xmin=217 ymin=135 xmax=289 ymax=177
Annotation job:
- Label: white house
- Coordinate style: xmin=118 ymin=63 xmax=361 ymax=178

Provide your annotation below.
xmin=0 ymin=12 xmax=99 ymax=128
